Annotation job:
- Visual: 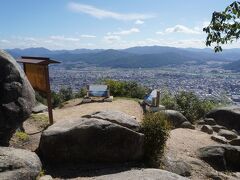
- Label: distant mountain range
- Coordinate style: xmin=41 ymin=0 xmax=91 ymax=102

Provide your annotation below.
xmin=5 ymin=46 xmax=240 ymax=68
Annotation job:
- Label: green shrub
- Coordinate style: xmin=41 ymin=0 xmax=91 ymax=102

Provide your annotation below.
xmin=75 ymin=87 xmax=87 ymax=98
xmin=15 ymin=131 xmax=29 ymax=142
xmin=161 ymin=91 xmax=218 ymax=123
xmin=141 ymin=112 xmax=170 ymax=167
xmin=59 ymin=87 xmax=73 ymax=101
xmin=104 ymin=79 xmax=148 ymax=99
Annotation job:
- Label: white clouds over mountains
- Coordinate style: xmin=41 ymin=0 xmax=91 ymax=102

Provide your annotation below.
xmin=68 ymin=2 xmax=154 ymax=21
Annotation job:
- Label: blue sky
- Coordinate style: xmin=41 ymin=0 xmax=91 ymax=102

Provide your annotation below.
xmin=0 ymin=0 xmax=237 ymax=50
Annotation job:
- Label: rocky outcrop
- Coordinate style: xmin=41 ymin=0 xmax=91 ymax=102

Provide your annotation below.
xmin=179 ymin=121 xmax=195 ymax=129
xmin=93 ymin=169 xmax=189 ymax=180
xmin=38 ymin=116 xmax=144 ymax=164
xmin=162 ymin=156 xmax=192 ymax=177
xmin=201 ymin=125 xmax=213 ymax=134
xmin=206 ymin=106 xmax=240 ymax=132
xmin=211 ymin=135 xmax=228 ymax=144
xmin=162 ymin=110 xmax=192 ymax=129
xmin=83 ymin=110 xmax=140 ymax=131
xmin=218 ymin=129 xmax=238 ymax=140
xmin=198 ymin=145 xmax=240 ymax=171
xmin=0 ymin=147 xmax=42 ymax=180
xmin=229 ymin=137 xmax=240 ymax=146
xmin=202 ymin=118 xmax=216 ymax=125
xmin=0 ymin=50 xmax=35 ymax=146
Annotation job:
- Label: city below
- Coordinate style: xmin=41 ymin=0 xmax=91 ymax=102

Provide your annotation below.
xmin=49 ymin=63 xmax=240 ymax=105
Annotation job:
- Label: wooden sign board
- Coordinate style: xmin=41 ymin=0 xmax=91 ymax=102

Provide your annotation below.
xmin=24 ymin=64 xmax=49 ymax=93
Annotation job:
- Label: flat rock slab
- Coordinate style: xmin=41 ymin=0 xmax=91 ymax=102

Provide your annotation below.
xmin=38 ymin=117 xmax=144 ymax=164
xmin=93 ymin=169 xmax=189 ymax=180
xmin=32 ymin=103 xmax=48 ymax=113
xmin=198 ymin=145 xmax=240 ymax=171
xmin=218 ymin=129 xmax=238 ymax=140
xmin=203 ymin=118 xmax=216 ymax=125
xmin=212 ymin=125 xmax=227 ymax=133
xmin=0 ymin=147 xmax=42 ymax=180
xmin=83 ymin=110 xmax=140 ymax=131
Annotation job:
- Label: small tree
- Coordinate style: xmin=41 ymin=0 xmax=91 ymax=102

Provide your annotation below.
xmin=204 ymin=1 xmax=240 ymax=52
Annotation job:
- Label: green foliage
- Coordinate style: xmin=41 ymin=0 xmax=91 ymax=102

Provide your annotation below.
xmin=59 ymin=87 xmax=73 ymax=102
xmin=161 ymin=91 xmax=217 ymax=123
xmin=204 ymin=1 xmax=240 ymax=52
xmin=104 ymin=79 xmax=148 ymax=99
xmin=15 ymin=131 xmax=29 ymax=142
xmin=75 ymin=87 xmax=87 ymax=98
xmin=141 ymin=112 xmax=170 ymax=167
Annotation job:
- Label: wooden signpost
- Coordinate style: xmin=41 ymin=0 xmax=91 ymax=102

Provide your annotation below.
xmin=17 ymin=56 xmax=60 ymax=125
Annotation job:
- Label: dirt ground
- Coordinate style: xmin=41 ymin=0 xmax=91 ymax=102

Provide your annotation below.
xmin=51 ymin=98 xmax=143 ymax=123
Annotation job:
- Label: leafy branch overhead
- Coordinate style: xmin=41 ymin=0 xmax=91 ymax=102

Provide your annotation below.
xmin=203 ymin=1 xmax=240 ymax=52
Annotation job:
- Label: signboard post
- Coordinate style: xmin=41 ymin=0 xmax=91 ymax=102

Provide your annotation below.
xmin=18 ymin=56 xmax=60 ymax=125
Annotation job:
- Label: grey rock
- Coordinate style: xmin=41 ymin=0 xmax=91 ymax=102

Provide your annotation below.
xmin=206 ymin=106 xmax=240 ymax=132
xmin=211 ymin=135 xmax=228 ymax=144
xmin=0 ymin=50 xmax=35 ymax=146
xmin=196 ymin=119 xmax=205 ymax=125
xmin=32 ymin=102 xmax=48 ymax=113
xmin=201 ymin=125 xmax=213 ymax=134
xmin=179 ymin=121 xmax=195 ymax=129
xmin=203 ymin=118 xmax=216 ymax=125
xmin=212 ymin=125 xmax=227 ymax=133
xmin=162 ymin=110 xmax=188 ymax=128
xmin=162 ymin=156 xmax=192 ymax=177
xmin=39 ymin=175 xmax=53 ymax=180
xmin=83 ymin=110 xmax=140 ymax=131
xmin=218 ymin=129 xmax=238 ymax=140
xmin=229 ymin=137 xmax=240 ymax=146
xmin=38 ymin=117 xmax=144 ymax=164
xmin=93 ymin=169 xmax=189 ymax=180
xmin=198 ymin=145 xmax=240 ymax=171
xmin=0 ymin=147 xmax=42 ymax=180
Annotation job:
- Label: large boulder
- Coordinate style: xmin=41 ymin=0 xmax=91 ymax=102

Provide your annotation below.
xmin=93 ymin=169 xmax=189 ymax=180
xmin=0 ymin=50 xmax=35 ymax=146
xmin=206 ymin=106 xmax=240 ymax=132
xmin=0 ymin=147 xmax=42 ymax=180
xmin=162 ymin=110 xmax=189 ymax=128
xmin=83 ymin=110 xmax=140 ymax=131
xmin=38 ymin=117 xmax=144 ymax=164
xmin=198 ymin=145 xmax=240 ymax=171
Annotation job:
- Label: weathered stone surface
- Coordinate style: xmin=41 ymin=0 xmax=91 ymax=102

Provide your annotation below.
xmin=0 ymin=147 xmax=42 ymax=180
xmin=229 ymin=137 xmax=240 ymax=146
xmin=83 ymin=110 xmax=140 ymax=131
xmin=201 ymin=125 xmax=213 ymax=134
xmin=203 ymin=118 xmax=216 ymax=125
xmin=179 ymin=121 xmax=195 ymax=130
xmin=38 ymin=117 xmax=144 ymax=164
xmin=196 ymin=119 xmax=205 ymax=125
xmin=93 ymin=169 xmax=189 ymax=180
xmin=162 ymin=110 xmax=188 ymax=128
xmin=218 ymin=129 xmax=238 ymax=140
xmin=212 ymin=125 xmax=227 ymax=133
xmin=32 ymin=102 xmax=48 ymax=114
xmin=198 ymin=145 xmax=240 ymax=171
xmin=162 ymin=156 xmax=192 ymax=177
xmin=39 ymin=175 xmax=53 ymax=180
xmin=211 ymin=135 xmax=228 ymax=144
xmin=0 ymin=50 xmax=35 ymax=146
xmin=206 ymin=106 xmax=240 ymax=132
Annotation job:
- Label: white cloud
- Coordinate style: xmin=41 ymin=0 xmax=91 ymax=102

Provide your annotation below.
xmin=0 ymin=39 xmax=10 ymax=43
xmin=110 ymin=28 xmax=140 ymax=35
xmin=165 ymin=25 xmax=201 ymax=34
xmin=68 ymin=2 xmax=154 ymax=21
xmin=135 ymin=20 xmax=144 ymax=25
xmin=156 ymin=31 xmax=164 ymax=35
xmin=50 ymin=35 xmax=80 ymax=42
xmin=104 ymin=35 xmax=121 ymax=43
xmin=80 ymin=34 xmax=96 ymax=38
